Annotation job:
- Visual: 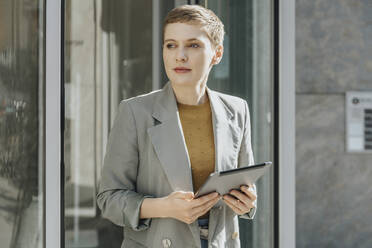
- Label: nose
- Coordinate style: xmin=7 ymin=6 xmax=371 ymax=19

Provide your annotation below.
xmin=176 ymin=47 xmax=188 ymax=63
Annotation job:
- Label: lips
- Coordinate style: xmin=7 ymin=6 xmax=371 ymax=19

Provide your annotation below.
xmin=174 ymin=67 xmax=191 ymax=73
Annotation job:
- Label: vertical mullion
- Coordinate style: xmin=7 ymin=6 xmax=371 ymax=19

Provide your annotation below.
xmin=40 ymin=0 xmax=46 ymax=247
xmin=152 ymin=0 xmax=160 ymax=90
xmin=278 ymin=0 xmax=296 ymax=247
xmin=45 ymin=0 xmax=62 ymax=247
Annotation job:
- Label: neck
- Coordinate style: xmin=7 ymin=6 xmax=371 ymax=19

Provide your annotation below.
xmin=171 ymin=82 xmax=208 ymax=105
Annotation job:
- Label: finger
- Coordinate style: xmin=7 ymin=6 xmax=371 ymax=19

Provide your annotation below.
xmin=172 ymin=191 xmax=195 ymax=199
xmin=196 ymin=197 xmax=220 ymax=219
xmin=191 ymin=192 xmax=219 ymax=208
xmin=191 ymin=196 xmax=220 ymax=217
xmin=192 ymin=196 xmax=220 ymax=215
xmin=197 ymin=199 xmax=218 ymax=217
xmin=240 ymin=185 xmax=257 ymax=201
xmin=223 ymin=195 xmax=250 ymax=213
xmin=229 ymin=189 xmax=252 ymax=206
xmin=223 ymin=197 xmax=245 ymax=215
xmin=182 ymin=191 xmax=195 ymax=200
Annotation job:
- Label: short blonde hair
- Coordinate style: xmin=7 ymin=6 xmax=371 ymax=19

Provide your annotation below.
xmin=163 ymin=5 xmax=225 ymax=47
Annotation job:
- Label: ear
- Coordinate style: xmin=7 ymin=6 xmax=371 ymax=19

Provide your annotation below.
xmin=212 ymin=44 xmax=224 ymax=65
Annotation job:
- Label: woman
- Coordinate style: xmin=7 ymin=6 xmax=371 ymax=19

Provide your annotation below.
xmin=97 ymin=5 xmax=257 ymax=248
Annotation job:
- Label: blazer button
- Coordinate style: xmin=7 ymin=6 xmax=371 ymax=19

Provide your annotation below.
xmin=162 ymin=238 xmax=172 ymax=248
xmin=231 ymin=232 xmax=239 ymax=240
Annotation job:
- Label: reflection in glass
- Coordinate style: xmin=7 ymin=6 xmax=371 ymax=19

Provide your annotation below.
xmin=0 ymin=0 xmax=44 ymax=247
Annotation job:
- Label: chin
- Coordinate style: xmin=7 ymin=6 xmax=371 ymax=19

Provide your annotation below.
xmin=169 ymin=77 xmax=195 ymax=87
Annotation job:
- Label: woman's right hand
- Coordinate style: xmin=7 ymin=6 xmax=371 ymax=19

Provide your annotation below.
xmin=162 ymin=191 xmax=221 ymax=224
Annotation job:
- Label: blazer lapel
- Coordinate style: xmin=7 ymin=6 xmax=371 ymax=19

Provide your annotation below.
xmin=147 ymin=82 xmax=194 ymax=192
xmin=207 ymin=87 xmax=241 ymax=245
xmin=206 ymin=87 xmax=236 ymax=173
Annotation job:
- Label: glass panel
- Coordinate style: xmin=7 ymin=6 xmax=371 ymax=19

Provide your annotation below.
xmin=205 ymin=0 xmax=274 ymax=247
xmin=64 ymin=1 xmax=174 ymax=247
xmin=0 ymin=0 xmax=44 ymax=247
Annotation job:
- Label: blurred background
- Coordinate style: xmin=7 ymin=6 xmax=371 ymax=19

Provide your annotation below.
xmin=0 ymin=0 xmax=371 ymax=247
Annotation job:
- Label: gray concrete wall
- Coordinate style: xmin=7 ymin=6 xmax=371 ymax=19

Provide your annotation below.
xmin=296 ymin=0 xmax=372 ymax=247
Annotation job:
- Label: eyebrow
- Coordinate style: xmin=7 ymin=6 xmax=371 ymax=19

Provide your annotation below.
xmin=163 ymin=38 xmax=202 ymax=43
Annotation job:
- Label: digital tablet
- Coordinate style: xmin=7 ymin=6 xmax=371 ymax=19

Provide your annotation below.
xmin=195 ymin=161 xmax=272 ymax=199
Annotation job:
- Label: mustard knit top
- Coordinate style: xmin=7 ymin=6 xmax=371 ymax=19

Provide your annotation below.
xmin=177 ymin=95 xmax=216 ymax=194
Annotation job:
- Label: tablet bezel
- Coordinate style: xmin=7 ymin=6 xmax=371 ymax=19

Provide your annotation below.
xmin=194 ymin=161 xmax=272 ymax=198
xmin=219 ymin=161 xmax=272 ymax=176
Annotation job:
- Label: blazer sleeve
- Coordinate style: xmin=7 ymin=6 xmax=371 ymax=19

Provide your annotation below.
xmin=237 ymin=100 xmax=257 ymax=220
xmin=96 ymin=100 xmax=153 ymax=231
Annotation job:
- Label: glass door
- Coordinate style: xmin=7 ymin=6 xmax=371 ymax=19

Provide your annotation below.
xmin=64 ymin=1 xmax=175 ymax=247
xmin=64 ymin=0 xmax=274 ymax=247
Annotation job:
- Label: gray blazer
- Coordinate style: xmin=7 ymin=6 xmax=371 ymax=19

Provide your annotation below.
xmin=97 ymin=81 xmax=256 ymax=248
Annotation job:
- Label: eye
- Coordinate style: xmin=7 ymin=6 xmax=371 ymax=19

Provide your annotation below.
xmin=166 ymin=43 xmax=176 ymax=49
xmin=189 ymin=43 xmax=200 ymax=48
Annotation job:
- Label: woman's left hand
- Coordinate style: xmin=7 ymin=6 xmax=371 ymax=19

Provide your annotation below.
xmin=223 ymin=184 xmax=256 ymax=215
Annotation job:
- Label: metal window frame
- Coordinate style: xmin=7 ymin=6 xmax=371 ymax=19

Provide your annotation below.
xmin=152 ymin=0 xmax=161 ymax=90
xmin=45 ymin=0 xmax=62 ymax=247
xmin=277 ymin=0 xmax=296 ymax=247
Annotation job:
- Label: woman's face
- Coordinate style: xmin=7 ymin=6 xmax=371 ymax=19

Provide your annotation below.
xmin=163 ymin=22 xmax=223 ymax=88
